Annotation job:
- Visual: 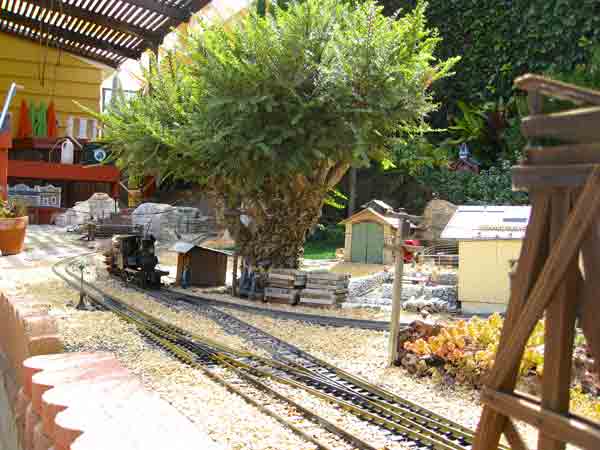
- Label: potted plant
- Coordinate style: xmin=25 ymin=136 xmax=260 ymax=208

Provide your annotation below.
xmin=0 ymin=199 xmax=28 ymax=255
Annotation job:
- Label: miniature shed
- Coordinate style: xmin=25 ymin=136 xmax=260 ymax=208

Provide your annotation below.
xmin=441 ymin=205 xmax=531 ymax=314
xmin=170 ymin=242 xmax=230 ymax=287
xmin=340 ymin=200 xmax=399 ymax=265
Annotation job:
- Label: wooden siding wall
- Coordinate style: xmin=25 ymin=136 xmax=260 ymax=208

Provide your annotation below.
xmin=0 ymin=33 xmax=106 ymax=137
xmin=458 ymin=240 xmax=522 ymax=314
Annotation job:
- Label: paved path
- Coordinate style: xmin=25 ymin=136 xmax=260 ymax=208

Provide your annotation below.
xmin=0 ymin=226 xmax=91 ymax=270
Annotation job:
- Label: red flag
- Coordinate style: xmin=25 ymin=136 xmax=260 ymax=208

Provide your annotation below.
xmin=47 ymin=101 xmax=58 ymax=138
xmin=17 ymin=100 xmax=32 ymax=138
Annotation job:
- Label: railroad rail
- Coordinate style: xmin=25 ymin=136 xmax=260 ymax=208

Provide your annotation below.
xmin=162 ymin=289 xmax=393 ymax=331
xmin=53 ymin=256 xmax=506 ymax=450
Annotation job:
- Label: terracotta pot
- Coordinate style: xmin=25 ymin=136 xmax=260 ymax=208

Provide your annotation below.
xmin=0 ymin=216 xmax=28 ymax=255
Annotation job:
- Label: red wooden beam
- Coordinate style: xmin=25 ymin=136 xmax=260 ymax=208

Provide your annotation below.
xmin=8 ymin=161 xmax=120 ymax=183
xmin=0 ymin=130 xmax=11 ymax=201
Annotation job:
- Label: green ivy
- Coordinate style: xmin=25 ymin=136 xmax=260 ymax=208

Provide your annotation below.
xmin=379 ymin=0 xmax=600 ymax=118
xmin=418 ymin=162 xmax=528 ymax=206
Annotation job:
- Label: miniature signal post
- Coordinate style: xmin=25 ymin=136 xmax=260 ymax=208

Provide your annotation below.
xmin=387 ymin=210 xmax=422 ymax=366
xmin=474 ymin=75 xmax=600 ymax=450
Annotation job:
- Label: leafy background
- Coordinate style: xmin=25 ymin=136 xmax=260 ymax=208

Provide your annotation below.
xmin=326 ymin=0 xmax=600 ymax=219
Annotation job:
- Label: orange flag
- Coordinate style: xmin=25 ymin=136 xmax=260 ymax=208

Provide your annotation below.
xmin=17 ymin=100 xmax=32 ymax=138
xmin=47 ymin=101 xmax=58 ymax=138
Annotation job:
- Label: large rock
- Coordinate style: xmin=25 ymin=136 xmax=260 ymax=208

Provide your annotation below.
xmin=419 ymin=199 xmax=458 ymax=241
xmin=54 ymin=193 xmax=118 ymax=227
xmin=132 ymin=203 xmax=175 ymax=239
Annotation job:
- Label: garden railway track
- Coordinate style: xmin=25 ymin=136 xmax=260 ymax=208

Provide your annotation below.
xmin=161 ymin=289 xmax=392 ymax=331
xmin=53 ymin=255 xmax=505 ymax=450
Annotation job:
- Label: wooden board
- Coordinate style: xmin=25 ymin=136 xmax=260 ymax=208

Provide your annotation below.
xmin=482 ymin=388 xmax=600 ymax=450
xmin=521 ymin=106 xmax=600 ymax=143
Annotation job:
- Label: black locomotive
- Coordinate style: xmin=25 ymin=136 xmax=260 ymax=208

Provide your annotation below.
xmin=104 ymin=234 xmax=168 ymax=289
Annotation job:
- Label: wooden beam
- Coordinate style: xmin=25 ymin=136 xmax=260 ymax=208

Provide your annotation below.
xmin=482 ymin=388 xmax=600 ymax=450
xmin=34 ymin=0 xmax=161 ymax=44
xmin=0 ymin=26 xmax=121 ymax=68
xmin=8 ymin=160 xmax=121 ymax=183
xmin=488 ymin=166 xmax=600 ymax=390
xmin=0 ymin=9 xmax=141 ymax=61
xmin=121 ymin=0 xmax=190 ymax=21
xmin=539 ymin=190 xmax=579 ymax=450
xmin=473 ymin=191 xmax=551 ymax=450
xmin=521 ymin=106 xmax=600 ymax=143
xmin=504 ymin=420 xmax=529 ymax=450
xmin=525 ymin=143 xmax=600 ymax=165
xmin=516 ymin=74 xmax=600 ymax=106
xmin=512 ymin=164 xmax=597 ymax=190
xmin=580 ymin=220 xmax=600 ymax=374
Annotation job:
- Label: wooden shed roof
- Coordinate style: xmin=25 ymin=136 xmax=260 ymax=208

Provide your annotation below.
xmin=0 ymin=0 xmax=210 ymax=67
xmin=339 ymin=207 xmax=401 ymax=229
xmin=170 ymin=241 xmax=232 ymax=256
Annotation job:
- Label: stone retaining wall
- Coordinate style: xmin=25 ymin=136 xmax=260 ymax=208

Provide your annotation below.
xmin=0 ymin=292 xmax=223 ymax=450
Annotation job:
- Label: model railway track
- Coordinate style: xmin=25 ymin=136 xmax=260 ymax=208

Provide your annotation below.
xmin=162 ymin=289 xmax=392 ymax=331
xmin=159 ymin=290 xmax=496 ymax=450
xmin=54 ymin=258 xmax=505 ymax=450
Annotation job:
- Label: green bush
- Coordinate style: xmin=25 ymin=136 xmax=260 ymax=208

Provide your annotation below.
xmin=379 ymin=0 xmax=600 ymax=118
xmin=419 ymin=162 xmax=528 ymax=206
xmin=307 ymin=224 xmax=346 ymax=243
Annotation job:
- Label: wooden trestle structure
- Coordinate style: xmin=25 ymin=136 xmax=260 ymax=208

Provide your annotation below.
xmin=473 ymin=74 xmax=600 ymax=449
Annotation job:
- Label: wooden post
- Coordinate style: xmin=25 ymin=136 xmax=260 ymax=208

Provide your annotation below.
xmin=388 ymin=216 xmax=405 ymax=366
xmin=0 ymin=146 xmax=7 ymax=201
xmin=232 ymin=252 xmax=239 ymax=296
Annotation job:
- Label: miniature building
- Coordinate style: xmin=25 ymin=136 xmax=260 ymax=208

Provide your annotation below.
xmin=441 ymin=205 xmax=531 ymax=314
xmin=339 ymin=200 xmax=399 ymax=265
xmin=170 ymin=242 xmax=230 ymax=287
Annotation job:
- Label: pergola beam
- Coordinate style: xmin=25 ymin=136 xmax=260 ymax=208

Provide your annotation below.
xmin=0 ymin=9 xmax=141 ymax=61
xmin=0 ymin=23 xmax=120 ymax=68
xmin=33 ymin=0 xmax=162 ymax=44
xmin=121 ymin=0 xmax=191 ymax=21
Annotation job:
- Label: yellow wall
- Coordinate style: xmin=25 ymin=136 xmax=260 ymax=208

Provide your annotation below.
xmin=0 ymin=33 xmax=108 ymax=137
xmin=458 ymin=240 xmax=522 ymax=313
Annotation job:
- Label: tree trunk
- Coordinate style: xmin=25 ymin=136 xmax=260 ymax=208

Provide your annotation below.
xmin=347 ymin=167 xmax=358 ymax=218
xmin=223 ymin=163 xmax=349 ymax=269
xmin=226 ymin=189 xmax=324 ymax=269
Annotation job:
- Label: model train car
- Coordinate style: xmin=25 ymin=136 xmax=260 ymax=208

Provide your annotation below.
xmin=104 ymin=234 xmax=169 ymax=289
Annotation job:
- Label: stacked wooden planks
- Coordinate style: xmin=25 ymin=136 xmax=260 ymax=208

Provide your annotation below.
xmin=264 ymin=269 xmax=307 ymax=305
xmin=299 ymin=271 xmax=350 ymax=307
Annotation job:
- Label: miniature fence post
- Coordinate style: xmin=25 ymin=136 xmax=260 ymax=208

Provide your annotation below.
xmin=232 ymin=252 xmax=239 ymax=296
xmin=388 ymin=215 xmax=406 ymax=366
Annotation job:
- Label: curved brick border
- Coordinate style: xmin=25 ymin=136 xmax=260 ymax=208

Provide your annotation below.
xmin=0 ymin=292 xmax=223 ymax=450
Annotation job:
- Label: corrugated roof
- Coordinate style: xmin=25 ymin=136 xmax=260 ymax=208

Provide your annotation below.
xmin=0 ymin=0 xmax=210 ymax=67
xmin=441 ymin=205 xmax=531 ymax=240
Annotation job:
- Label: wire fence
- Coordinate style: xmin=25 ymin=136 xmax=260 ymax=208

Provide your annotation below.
xmin=418 ymin=242 xmax=459 ymax=267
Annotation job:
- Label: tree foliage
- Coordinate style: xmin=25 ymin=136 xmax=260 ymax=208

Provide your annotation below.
xmin=99 ymin=0 xmax=456 ymax=267
xmin=379 ymin=0 xmax=600 ymax=117
xmin=418 ymin=162 xmax=528 ymax=206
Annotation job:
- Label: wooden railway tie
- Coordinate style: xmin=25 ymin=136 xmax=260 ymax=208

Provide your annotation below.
xmin=473 ymin=74 xmax=600 ymax=450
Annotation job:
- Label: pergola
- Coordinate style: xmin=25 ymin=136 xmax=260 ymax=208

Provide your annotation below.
xmin=0 ymin=0 xmax=211 ymax=67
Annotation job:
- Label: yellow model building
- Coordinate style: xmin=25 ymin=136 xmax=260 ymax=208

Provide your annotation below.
xmin=441 ymin=205 xmax=531 ymax=314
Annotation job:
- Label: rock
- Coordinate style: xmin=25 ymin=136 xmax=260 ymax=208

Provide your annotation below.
xmin=410 ymin=320 xmax=442 ymax=339
xmin=401 ymin=353 xmax=419 ymax=373
xmin=348 ymin=271 xmax=393 ymax=299
xmin=422 ymin=355 xmax=445 ymax=367
xmin=132 ymin=203 xmax=174 ymax=239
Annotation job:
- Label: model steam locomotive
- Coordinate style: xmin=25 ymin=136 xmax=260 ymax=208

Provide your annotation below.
xmin=104 ymin=234 xmax=169 ymax=289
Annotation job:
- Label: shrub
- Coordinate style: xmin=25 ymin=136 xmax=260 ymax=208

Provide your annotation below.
xmin=0 ymin=199 xmax=27 ymax=219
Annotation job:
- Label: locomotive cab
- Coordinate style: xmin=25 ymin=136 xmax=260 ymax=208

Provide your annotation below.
xmin=107 ymin=234 xmax=168 ymax=289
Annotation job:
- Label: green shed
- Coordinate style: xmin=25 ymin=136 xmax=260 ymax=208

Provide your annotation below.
xmin=339 ymin=200 xmax=399 ymax=265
